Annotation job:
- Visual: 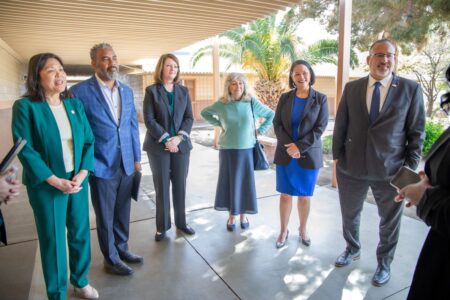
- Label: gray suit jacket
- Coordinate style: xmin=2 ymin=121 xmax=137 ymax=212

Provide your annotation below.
xmin=142 ymin=83 xmax=194 ymax=154
xmin=274 ymin=88 xmax=329 ymax=169
xmin=333 ymin=74 xmax=425 ymax=180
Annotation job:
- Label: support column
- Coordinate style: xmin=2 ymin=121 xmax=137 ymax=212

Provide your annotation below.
xmin=332 ymin=0 xmax=352 ymax=188
xmin=213 ymin=37 xmax=221 ymax=149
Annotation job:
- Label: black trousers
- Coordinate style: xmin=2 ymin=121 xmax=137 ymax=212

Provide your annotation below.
xmin=147 ymin=151 xmax=190 ymax=233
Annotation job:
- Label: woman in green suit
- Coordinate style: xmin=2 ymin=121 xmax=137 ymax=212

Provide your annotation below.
xmin=11 ymin=53 xmax=98 ymax=300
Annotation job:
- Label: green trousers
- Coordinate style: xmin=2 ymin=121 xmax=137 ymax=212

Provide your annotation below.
xmin=28 ymin=175 xmax=91 ymax=300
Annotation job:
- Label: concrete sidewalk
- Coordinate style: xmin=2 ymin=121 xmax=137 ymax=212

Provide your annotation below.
xmin=0 ymin=118 xmax=430 ymax=300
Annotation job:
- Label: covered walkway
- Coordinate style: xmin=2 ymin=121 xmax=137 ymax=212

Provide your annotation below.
xmin=0 ymin=114 xmax=429 ymax=299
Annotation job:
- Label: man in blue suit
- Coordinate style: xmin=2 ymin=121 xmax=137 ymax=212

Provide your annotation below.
xmin=71 ymin=43 xmax=143 ymax=276
xmin=333 ymin=39 xmax=425 ymax=286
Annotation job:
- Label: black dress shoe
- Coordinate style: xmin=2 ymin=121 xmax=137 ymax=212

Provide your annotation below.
xmin=155 ymin=231 xmax=166 ymax=242
xmin=104 ymin=260 xmax=133 ymax=276
xmin=177 ymin=225 xmax=195 ymax=235
xmin=335 ymin=249 xmax=361 ymax=267
xmin=119 ymin=251 xmax=143 ymax=264
xmin=372 ymin=265 xmax=390 ymax=287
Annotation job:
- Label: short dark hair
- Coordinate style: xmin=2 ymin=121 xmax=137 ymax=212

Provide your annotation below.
xmin=153 ymin=53 xmax=180 ymax=84
xmin=90 ymin=43 xmax=113 ymax=61
xmin=24 ymin=53 xmax=70 ymax=102
xmin=369 ymin=39 xmax=398 ymax=54
xmin=288 ymin=59 xmax=316 ymax=88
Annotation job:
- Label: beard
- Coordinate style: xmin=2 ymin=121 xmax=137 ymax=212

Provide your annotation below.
xmin=104 ymin=66 xmax=119 ymax=81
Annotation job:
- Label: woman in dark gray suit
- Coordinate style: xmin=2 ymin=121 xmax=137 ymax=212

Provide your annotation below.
xmin=273 ymin=60 xmax=328 ymax=248
xmin=143 ymin=53 xmax=195 ymax=241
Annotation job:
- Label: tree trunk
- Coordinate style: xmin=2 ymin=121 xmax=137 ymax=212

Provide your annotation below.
xmin=254 ymin=79 xmax=285 ymax=111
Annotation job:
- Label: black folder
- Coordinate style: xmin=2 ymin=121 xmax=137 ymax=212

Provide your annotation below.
xmin=131 ymin=171 xmax=142 ymax=201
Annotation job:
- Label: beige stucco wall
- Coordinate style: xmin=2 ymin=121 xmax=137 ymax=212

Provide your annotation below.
xmin=0 ymin=39 xmax=25 ymax=108
xmin=141 ymin=72 xmax=363 ymax=119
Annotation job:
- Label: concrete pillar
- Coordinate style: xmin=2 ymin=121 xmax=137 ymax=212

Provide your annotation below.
xmin=213 ymin=37 xmax=221 ymax=148
xmin=332 ymin=0 xmax=352 ymax=188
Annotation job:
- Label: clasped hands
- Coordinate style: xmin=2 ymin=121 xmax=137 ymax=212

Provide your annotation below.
xmin=47 ymin=170 xmax=88 ymax=194
xmin=394 ymin=171 xmax=431 ymax=207
xmin=165 ymin=135 xmax=183 ymax=153
xmin=285 ymin=143 xmax=301 ymax=159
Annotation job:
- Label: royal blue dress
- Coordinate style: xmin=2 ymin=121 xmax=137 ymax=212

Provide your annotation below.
xmin=276 ymin=96 xmax=320 ymax=196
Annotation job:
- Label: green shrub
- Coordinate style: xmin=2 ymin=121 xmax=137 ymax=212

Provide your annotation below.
xmin=422 ymin=121 xmax=445 ymax=156
xmin=322 ymin=135 xmax=333 ymax=154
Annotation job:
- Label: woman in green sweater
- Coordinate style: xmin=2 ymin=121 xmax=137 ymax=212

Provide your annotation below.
xmin=201 ymin=73 xmax=274 ymax=231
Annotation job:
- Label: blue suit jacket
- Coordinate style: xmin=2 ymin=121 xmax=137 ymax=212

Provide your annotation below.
xmin=71 ymin=76 xmax=141 ymax=179
xmin=273 ymin=88 xmax=329 ymax=169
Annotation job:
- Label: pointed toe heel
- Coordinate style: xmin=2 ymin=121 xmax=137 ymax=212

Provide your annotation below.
xmin=275 ymin=230 xmax=289 ymax=248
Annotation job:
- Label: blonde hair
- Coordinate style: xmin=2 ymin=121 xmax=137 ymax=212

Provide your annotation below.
xmin=153 ymin=53 xmax=180 ymax=84
xmin=220 ymin=73 xmax=252 ymax=103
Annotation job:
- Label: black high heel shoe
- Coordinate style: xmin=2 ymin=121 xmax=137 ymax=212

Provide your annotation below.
xmin=275 ymin=230 xmax=289 ymax=248
xmin=300 ymin=233 xmax=311 ymax=247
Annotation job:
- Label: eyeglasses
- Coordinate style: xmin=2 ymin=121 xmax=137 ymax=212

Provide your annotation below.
xmin=440 ymin=92 xmax=450 ymax=115
xmin=370 ymin=53 xmax=396 ymax=59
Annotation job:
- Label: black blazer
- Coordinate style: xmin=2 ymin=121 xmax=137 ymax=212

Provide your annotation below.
xmin=273 ymin=88 xmax=329 ymax=169
xmin=143 ymin=83 xmax=194 ymax=154
xmin=408 ymin=127 xmax=450 ymax=299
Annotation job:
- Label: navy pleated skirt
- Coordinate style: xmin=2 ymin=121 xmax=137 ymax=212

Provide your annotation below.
xmin=214 ymin=148 xmax=257 ymax=215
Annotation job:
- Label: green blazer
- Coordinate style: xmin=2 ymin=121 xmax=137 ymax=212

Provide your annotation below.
xmin=11 ymin=98 xmax=95 ymax=188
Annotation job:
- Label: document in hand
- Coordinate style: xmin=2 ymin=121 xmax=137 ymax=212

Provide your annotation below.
xmin=131 ymin=171 xmax=142 ymax=201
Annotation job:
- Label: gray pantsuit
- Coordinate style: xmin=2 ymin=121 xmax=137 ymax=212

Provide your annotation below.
xmin=142 ymin=83 xmax=194 ymax=234
xmin=337 ymin=167 xmax=403 ymax=269
xmin=147 ymin=152 xmax=190 ymax=232
xmin=333 ymin=74 xmax=425 ymax=269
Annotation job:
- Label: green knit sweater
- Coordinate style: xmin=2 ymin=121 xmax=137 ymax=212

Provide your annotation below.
xmin=201 ymin=97 xmax=274 ymax=149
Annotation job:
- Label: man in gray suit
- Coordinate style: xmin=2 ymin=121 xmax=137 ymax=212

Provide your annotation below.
xmin=332 ymin=39 xmax=425 ymax=286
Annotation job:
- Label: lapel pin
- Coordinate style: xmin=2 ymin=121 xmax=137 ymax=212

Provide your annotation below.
xmin=71 ymin=110 xmax=75 ymax=114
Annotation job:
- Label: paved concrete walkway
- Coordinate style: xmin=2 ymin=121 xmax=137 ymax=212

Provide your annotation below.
xmin=0 ymin=118 xmax=430 ymax=300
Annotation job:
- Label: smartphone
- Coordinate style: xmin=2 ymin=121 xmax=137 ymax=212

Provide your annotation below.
xmin=390 ymin=166 xmax=421 ymax=190
xmin=5 ymin=165 xmax=18 ymax=183
xmin=0 ymin=138 xmax=27 ymax=174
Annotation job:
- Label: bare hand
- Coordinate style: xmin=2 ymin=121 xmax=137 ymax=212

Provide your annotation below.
xmin=0 ymin=169 xmax=20 ymax=203
xmin=394 ymin=171 xmax=431 ymax=207
xmin=46 ymin=175 xmax=82 ymax=194
xmin=165 ymin=136 xmax=181 ymax=153
xmin=71 ymin=170 xmax=88 ymax=189
xmin=134 ymin=162 xmax=142 ymax=172
xmin=284 ymin=143 xmax=300 ymax=159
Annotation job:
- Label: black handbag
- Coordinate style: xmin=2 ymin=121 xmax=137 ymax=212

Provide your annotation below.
xmin=250 ymin=100 xmax=269 ymax=170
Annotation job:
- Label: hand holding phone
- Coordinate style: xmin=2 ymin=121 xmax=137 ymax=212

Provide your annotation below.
xmin=390 ymin=166 xmax=421 ymax=191
xmin=5 ymin=166 xmax=18 ymax=184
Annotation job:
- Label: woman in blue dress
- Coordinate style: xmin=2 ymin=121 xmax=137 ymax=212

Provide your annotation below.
xmin=273 ymin=60 xmax=329 ymax=248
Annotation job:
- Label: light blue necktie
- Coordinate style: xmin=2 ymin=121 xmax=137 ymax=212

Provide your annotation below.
xmin=369 ymin=81 xmax=381 ymax=123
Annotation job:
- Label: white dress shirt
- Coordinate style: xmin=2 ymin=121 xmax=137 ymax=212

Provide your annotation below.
xmin=366 ymin=74 xmax=393 ymax=113
xmin=95 ymin=73 xmax=121 ymax=125
xmin=49 ymin=102 xmax=74 ymax=172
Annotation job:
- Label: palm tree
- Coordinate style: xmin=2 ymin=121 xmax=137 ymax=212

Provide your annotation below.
xmin=191 ymin=9 xmax=358 ymax=110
